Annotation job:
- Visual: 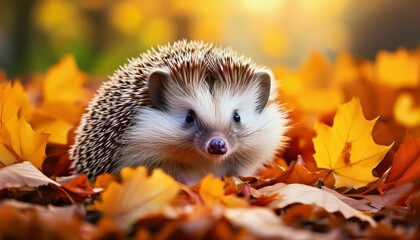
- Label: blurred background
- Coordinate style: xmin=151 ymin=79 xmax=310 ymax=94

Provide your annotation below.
xmin=0 ymin=0 xmax=419 ymax=78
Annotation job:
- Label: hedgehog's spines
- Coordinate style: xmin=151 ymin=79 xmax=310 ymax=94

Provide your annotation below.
xmin=70 ymin=40 xmax=288 ymax=181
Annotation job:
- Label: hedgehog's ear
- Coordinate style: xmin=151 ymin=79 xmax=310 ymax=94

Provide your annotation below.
xmin=148 ymin=70 xmax=171 ymax=109
xmin=254 ymin=70 xmax=272 ymax=113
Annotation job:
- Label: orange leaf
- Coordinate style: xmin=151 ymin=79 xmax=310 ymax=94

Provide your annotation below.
xmin=31 ymin=55 xmax=87 ymax=145
xmin=277 ymin=51 xmax=344 ymax=115
xmin=95 ymin=167 xmax=180 ymax=230
xmin=63 ymin=174 xmax=95 ymax=197
xmin=11 ymin=81 xmax=34 ymax=121
xmin=0 ymin=117 xmax=49 ymax=169
xmin=199 ymin=174 xmax=248 ymax=208
xmin=285 ymin=160 xmax=330 ymax=186
xmin=378 ymin=135 xmax=420 ymax=194
xmin=0 ymin=83 xmax=19 ymax=125
xmin=43 ymin=55 xmax=87 ymax=103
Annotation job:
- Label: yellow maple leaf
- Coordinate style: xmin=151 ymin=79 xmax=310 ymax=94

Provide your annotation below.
xmin=199 ymin=174 xmax=248 ymax=208
xmin=313 ymin=98 xmax=392 ymax=189
xmin=95 ymin=167 xmax=180 ymax=230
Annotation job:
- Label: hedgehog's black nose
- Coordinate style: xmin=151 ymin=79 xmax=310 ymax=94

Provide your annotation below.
xmin=207 ymin=138 xmax=228 ymax=155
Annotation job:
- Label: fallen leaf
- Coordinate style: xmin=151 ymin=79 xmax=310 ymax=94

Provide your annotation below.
xmin=378 ymin=135 xmax=420 ymax=194
xmin=95 ymin=167 xmax=180 ymax=230
xmin=0 ymin=200 xmax=90 ymax=239
xmin=62 ymin=174 xmax=95 ymax=197
xmin=0 ymin=117 xmax=49 ymax=169
xmin=224 ymin=207 xmax=332 ymax=240
xmin=352 ymin=182 xmax=416 ymax=210
xmin=0 ymin=161 xmax=59 ymax=189
xmin=198 ymin=174 xmax=248 ymax=208
xmin=258 ymin=183 xmax=376 ymax=226
xmin=313 ymin=98 xmax=392 ymax=189
xmin=281 ymin=204 xmax=342 ymax=232
xmin=284 ymin=159 xmax=331 ymax=186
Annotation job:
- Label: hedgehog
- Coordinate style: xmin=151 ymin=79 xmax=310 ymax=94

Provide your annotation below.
xmin=70 ymin=40 xmax=289 ymax=184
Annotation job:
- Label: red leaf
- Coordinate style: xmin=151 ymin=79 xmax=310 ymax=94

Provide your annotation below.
xmin=62 ymin=174 xmax=95 ymax=197
xmin=379 ymin=135 xmax=420 ymax=194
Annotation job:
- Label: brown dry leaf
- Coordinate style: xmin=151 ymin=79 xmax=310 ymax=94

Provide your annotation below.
xmin=0 ymin=200 xmax=90 ymax=239
xmin=258 ymin=183 xmax=376 ymax=226
xmin=378 ymin=135 xmax=420 ymax=194
xmin=0 ymin=161 xmax=59 ymax=189
xmin=224 ymin=207 xmax=332 ymax=240
xmin=199 ymin=174 xmax=248 ymax=208
xmin=95 ymin=166 xmax=180 ymax=230
xmin=313 ymin=98 xmax=392 ymax=189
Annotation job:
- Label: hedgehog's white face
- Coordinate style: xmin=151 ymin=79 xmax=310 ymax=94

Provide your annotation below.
xmin=119 ymin=67 xmax=288 ymax=184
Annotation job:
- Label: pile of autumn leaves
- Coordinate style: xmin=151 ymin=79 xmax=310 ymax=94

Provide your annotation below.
xmin=0 ymin=49 xmax=419 ymax=239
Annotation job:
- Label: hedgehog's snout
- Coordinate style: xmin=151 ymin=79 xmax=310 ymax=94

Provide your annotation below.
xmin=206 ymin=137 xmax=228 ymax=155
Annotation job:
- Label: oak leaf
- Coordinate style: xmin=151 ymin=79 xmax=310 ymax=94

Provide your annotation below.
xmin=199 ymin=174 xmax=248 ymax=208
xmin=313 ymin=98 xmax=392 ymax=189
xmin=95 ymin=167 xmax=180 ymax=230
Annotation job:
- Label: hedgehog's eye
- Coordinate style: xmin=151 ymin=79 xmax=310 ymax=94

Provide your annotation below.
xmin=233 ymin=112 xmax=241 ymax=123
xmin=186 ymin=110 xmax=195 ymax=123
